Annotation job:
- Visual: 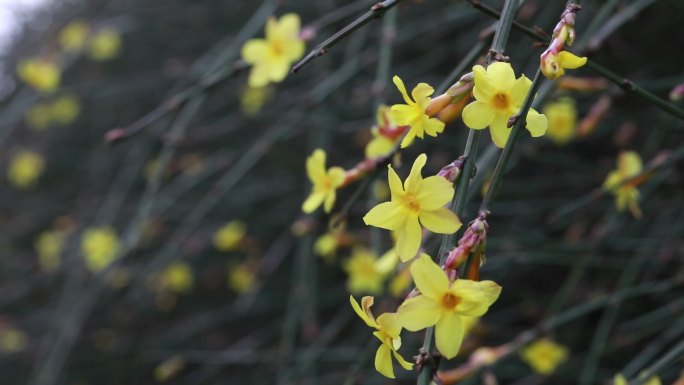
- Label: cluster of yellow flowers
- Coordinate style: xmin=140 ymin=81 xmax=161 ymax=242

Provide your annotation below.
xmin=212 ymin=220 xmax=260 ymax=294
xmin=603 ymin=151 xmax=644 ymax=218
xmin=25 ymin=94 xmax=81 ymax=130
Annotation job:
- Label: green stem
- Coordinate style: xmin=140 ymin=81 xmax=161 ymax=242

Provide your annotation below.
xmin=628 ymin=339 xmax=684 ymax=385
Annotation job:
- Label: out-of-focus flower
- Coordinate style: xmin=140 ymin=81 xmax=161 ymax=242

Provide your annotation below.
xmin=543 ymin=98 xmax=577 ymax=145
xmin=520 ymin=338 xmax=569 ymax=374
xmin=364 ymin=154 xmax=461 ymax=261
xmin=59 ymin=20 xmax=89 ymax=52
xmin=301 ymin=149 xmax=345 ymax=214
xmin=155 ymin=355 xmax=187 ymax=382
xmin=314 ymin=228 xmax=351 ymax=263
xmin=17 ymin=59 xmax=61 ymax=94
xmin=0 ymin=328 xmax=27 ymax=353
xmin=462 ymin=62 xmax=548 ymax=148
xmin=603 ymin=151 xmax=643 ymax=218
xmin=389 ymin=76 xmax=445 ymax=148
xmin=8 ymin=150 xmax=45 ymax=189
xmin=25 ymin=103 xmax=52 ymax=130
xmin=343 ymin=248 xmax=386 ymax=295
xmin=350 ymin=296 xmax=413 ymax=378
xmin=365 ymin=105 xmax=406 ymax=159
xmin=614 ymin=373 xmax=661 ymax=385
xmin=50 ymin=94 xmax=81 ymax=125
xmin=540 ymin=50 xmax=587 ymax=80
xmin=88 ymin=28 xmax=122 ymax=61
xmin=228 ymin=261 xmax=257 ymax=293
xmin=397 ymin=254 xmax=501 ymax=359
xmin=160 ymin=262 xmax=194 ymax=294
xmin=240 ymin=85 xmax=273 ymax=116
xmin=241 ymin=13 xmax=305 ymax=87
xmin=35 ymin=230 xmax=65 ymax=272
xmin=213 ymin=221 xmax=247 ymax=252
xmin=388 ymin=267 xmax=412 ymax=298
xmin=81 ymin=226 xmax=120 ymax=272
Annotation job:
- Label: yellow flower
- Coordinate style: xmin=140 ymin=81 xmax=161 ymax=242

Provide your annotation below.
xmin=88 ymin=28 xmax=122 ymax=61
xmin=213 ymin=221 xmax=247 ymax=252
xmin=462 ymin=62 xmax=548 ymax=148
xmin=240 ymin=85 xmax=273 ymax=116
xmin=59 ymin=20 xmax=89 ymax=52
xmin=241 ymin=13 xmax=305 ymax=87
xmin=160 ymin=262 xmax=194 ymax=294
xmin=17 ymin=59 xmax=61 ymax=94
xmin=350 ymin=296 xmax=413 ymax=378
xmin=614 ymin=373 xmax=661 ymax=385
xmin=389 ymin=76 xmax=445 ymax=148
xmin=25 ymin=103 xmax=52 ymax=130
xmin=81 ymin=226 xmax=120 ymax=272
xmin=540 ymin=50 xmax=587 ymax=80
xmin=302 ymin=149 xmax=346 ymax=214
xmin=543 ymin=98 xmax=577 ymax=145
xmin=50 ymin=94 xmax=81 ymax=125
xmin=397 ymin=254 xmax=501 ymax=359
xmin=363 ymin=154 xmax=461 ymax=261
xmin=35 ymin=230 xmax=65 ymax=272
xmin=603 ymin=151 xmax=643 ymax=218
xmin=365 ymin=105 xmax=405 ymax=159
xmin=0 ymin=328 xmax=27 ymax=353
xmin=8 ymin=150 xmax=45 ymax=189
xmin=314 ymin=229 xmax=350 ymax=263
xmin=520 ymin=338 xmax=568 ymax=374
xmin=227 ymin=261 xmax=257 ymax=293
xmin=343 ymin=248 xmax=386 ymax=295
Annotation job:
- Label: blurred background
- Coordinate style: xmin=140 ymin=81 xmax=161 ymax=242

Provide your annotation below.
xmin=1 ymin=0 xmax=683 ymax=384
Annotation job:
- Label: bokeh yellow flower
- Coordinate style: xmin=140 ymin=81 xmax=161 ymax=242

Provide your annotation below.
xmin=462 ymin=62 xmax=548 ymax=148
xmin=343 ymin=248 xmax=386 ymax=295
xmin=520 ymin=338 xmax=569 ymax=375
xmin=389 ymin=76 xmax=445 ymax=148
xmin=240 ymin=85 xmax=273 ymax=116
xmin=81 ymin=226 xmax=121 ymax=272
xmin=17 ymin=59 xmax=61 ymax=94
xmin=397 ymin=254 xmax=501 ymax=359
xmin=88 ymin=28 xmax=122 ymax=61
xmin=543 ymin=98 xmax=577 ymax=145
xmin=541 ymin=50 xmax=587 ymax=80
xmin=614 ymin=373 xmax=661 ymax=385
xmin=603 ymin=151 xmax=643 ymax=218
xmin=241 ymin=13 xmax=305 ymax=87
xmin=301 ymin=149 xmax=346 ymax=214
xmin=160 ymin=262 xmax=194 ymax=294
xmin=0 ymin=328 xmax=27 ymax=353
xmin=227 ymin=261 xmax=258 ymax=293
xmin=50 ymin=94 xmax=81 ymax=125
xmin=213 ymin=221 xmax=247 ymax=252
xmin=365 ymin=105 xmax=405 ymax=159
xmin=350 ymin=296 xmax=413 ymax=378
xmin=8 ymin=150 xmax=45 ymax=189
xmin=363 ymin=154 xmax=461 ymax=261
xmin=388 ymin=268 xmax=413 ymax=298
xmin=59 ymin=20 xmax=89 ymax=52
xmin=35 ymin=230 xmax=65 ymax=272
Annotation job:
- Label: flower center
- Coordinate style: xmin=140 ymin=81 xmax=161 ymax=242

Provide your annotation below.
xmin=402 ymin=194 xmax=421 ymax=213
xmin=441 ymin=293 xmax=460 ymax=310
xmin=492 ymin=93 xmax=510 ymax=110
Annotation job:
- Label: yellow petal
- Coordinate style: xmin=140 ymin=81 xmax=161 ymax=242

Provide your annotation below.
xmin=306 ymin=149 xmax=326 ymax=183
xmin=328 ymin=167 xmax=346 ymax=187
xmin=462 ymin=101 xmax=494 ymax=130
xmin=603 ymin=171 xmax=622 ymax=191
xmin=614 ymin=374 xmax=628 ymax=385
xmin=510 ymin=75 xmax=532 ymax=106
xmin=415 ymin=176 xmax=454 ymax=210
xmin=451 ymin=279 xmax=502 ymax=316
xmin=404 ymin=154 xmax=427 ymax=194
xmin=388 ymin=165 xmax=405 ymax=200
xmin=619 ymin=151 xmax=642 ymax=176
xmin=410 ymin=254 xmax=449 ymax=300
xmin=419 ymin=208 xmax=461 ymax=234
xmin=399 ymin=127 xmax=417 ymax=148
xmin=323 ymin=188 xmax=336 ymax=213
xmin=364 ymin=202 xmax=406 ymax=230
xmin=393 ymin=75 xmax=413 ymax=105
xmin=435 ymin=311 xmax=464 ymax=359
xmin=274 ymin=13 xmax=301 ymax=40
xmin=489 ymin=115 xmax=511 ymax=148
xmin=487 ymin=62 xmax=515 ymax=90
xmin=265 ymin=59 xmax=290 ymax=83
xmin=559 ymin=51 xmax=587 ymax=70
xmin=301 ymin=191 xmax=325 ymax=213
xmin=397 ymin=294 xmax=442 ymax=331
xmin=241 ymin=39 xmax=268 ymax=64
xmin=375 ymin=343 xmax=395 ymax=378
xmin=377 ymin=312 xmax=402 ymax=339
xmin=411 ymin=83 xmax=434 ymax=106
xmin=472 ymin=65 xmax=494 ymax=100
xmin=395 ymin=217 xmax=421 ymax=262
xmin=422 ymin=116 xmax=445 ymax=136
xmin=392 ymin=349 xmax=414 ymax=370
xmin=525 ymin=108 xmax=548 ymax=137
xmin=350 ymin=295 xmax=379 ymax=328
xmin=248 ymin=65 xmax=271 ymax=88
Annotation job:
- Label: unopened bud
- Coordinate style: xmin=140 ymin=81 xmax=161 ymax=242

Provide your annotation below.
xmin=437 ymin=157 xmax=466 ymax=183
xmin=425 ymin=93 xmax=453 ymax=117
xmin=438 ymin=93 xmax=471 ymax=124
xmin=669 ymin=83 xmax=684 ymax=101
xmin=540 ymin=50 xmax=562 ymax=80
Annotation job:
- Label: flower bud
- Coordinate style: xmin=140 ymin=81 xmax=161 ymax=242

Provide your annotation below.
xmin=540 ymin=50 xmax=562 ymax=80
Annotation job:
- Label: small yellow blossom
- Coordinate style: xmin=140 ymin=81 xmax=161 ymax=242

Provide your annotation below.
xmin=35 ymin=230 xmax=65 ymax=272
xmin=25 ymin=103 xmax=52 ymax=130
xmin=88 ymin=28 xmax=122 ymax=61
xmin=543 ymin=98 xmax=577 ymax=145
xmin=0 ymin=328 xmax=27 ymax=353
xmin=213 ymin=221 xmax=247 ymax=252
xmin=302 ymin=149 xmax=346 ymax=214
xmin=17 ymin=59 xmax=61 ymax=94
xmin=614 ymin=373 xmax=661 ymax=385
xmin=343 ymin=248 xmax=386 ymax=295
xmin=59 ymin=20 xmax=89 ymax=52
xmin=314 ymin=229 xmax=350 ymax=263
xmin=603 ymin=151 xmax=643 ymax=218
xmin=241 ymin=13 xmax=305 ymax=87
xmin=365 ymin=105 xmax=405 ymax=158
xmin=81 ymin=226 xmax=120 ymax=272
xmin=228 ymin=261 xmax=258 ymax=293
xmin=240 ymin=85 xmax=273 ymax=116
xmin=350 ymin=296 xmax=413 ymax=378
xmin=462 ymin=62 xmax=548 ymax=148
xmin=363 ymin=154 xmax=461 ymax=261
xmin=160 ymin=262 xmax=194 ymax=294
xmin=50 ymin=94 xmax=81 ymax=125
xmin=8 ymin=150 xmax=45 ymax=189
xmin=540 ymin=50 xmax=587 ymax=80
xmin=397 ymin=254 xmax=501 ymax=359
xmin=389 ymin=76 xmax=445 ymax=148
xmin=520 ymin=338 xmax=568 ymax=374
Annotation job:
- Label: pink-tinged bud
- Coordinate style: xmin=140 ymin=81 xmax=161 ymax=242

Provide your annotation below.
xmin=437 ymin=156 xmax=466 ymax=183
xmin=299 ymin=26 xmax=317 ymax=42
xmin=540 ymin=50 xmax=562 ymax=80
xmin=577 ymin=94 xmax=611 ymax=137
xmin=669 ymin=83 xmax=684 ymax=101
xmin=444 ymin=215 xmax=488 ymax=271
xmin=425 ymin=93 xmax=453 ymax=117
